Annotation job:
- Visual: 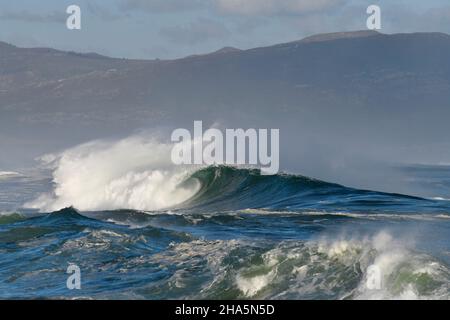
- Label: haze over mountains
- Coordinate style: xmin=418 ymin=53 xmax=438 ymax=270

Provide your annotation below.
xmin=1 ymin=30 xmax=450 ymax=196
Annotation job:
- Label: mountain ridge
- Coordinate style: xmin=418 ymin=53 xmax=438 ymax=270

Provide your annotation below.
xmin=2 ymin=30 xmax=449 ymax=62
xmin=2 ymin=30 xmax=450 ymax=192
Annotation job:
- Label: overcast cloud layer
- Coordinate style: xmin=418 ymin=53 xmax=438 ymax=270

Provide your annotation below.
xmin=0 ymin=0 xmax=449 ymax=59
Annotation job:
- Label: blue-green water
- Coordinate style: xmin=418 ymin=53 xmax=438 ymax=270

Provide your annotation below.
xmin=1 ymin=166 xmax=450 ymax=299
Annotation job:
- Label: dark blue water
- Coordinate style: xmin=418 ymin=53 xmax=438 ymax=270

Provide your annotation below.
xmin=1 ymin=166 xmax=450 ymax=299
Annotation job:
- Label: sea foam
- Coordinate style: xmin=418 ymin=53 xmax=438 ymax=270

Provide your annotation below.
xmin=25 ymin=136 xmax=201 ymax=212
xmin=0 ymin=171 xmax=20 ymax=178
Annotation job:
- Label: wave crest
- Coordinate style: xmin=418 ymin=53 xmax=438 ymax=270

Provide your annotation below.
xmin=24 ymin=136 xmax=438 ymax=214
xmin=25 ymin=136 xmax=201 ymax=212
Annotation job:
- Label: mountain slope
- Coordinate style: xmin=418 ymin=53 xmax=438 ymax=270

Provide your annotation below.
xmin=1 ymin=31 xmax=450 ymax=195
xmin=2 ymin=31 xmax=450 ymax=124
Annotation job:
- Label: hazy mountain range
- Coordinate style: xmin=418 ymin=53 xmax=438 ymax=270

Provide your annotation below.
xmin=1 ymin=30 xmax=450 ymax=196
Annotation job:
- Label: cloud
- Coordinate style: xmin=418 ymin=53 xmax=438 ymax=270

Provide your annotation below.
xmin=406 ymin=5 xmax=450 ymax=32
xmin=215 ymin=0 xmax=345 ymax=15
xmin=119 ymin=0 xmax=345 ymax=15
xmin=0 ymin=10 xmax=64 ymax=23
xmin=119 ymin=0 xmax=209 ymax=13
xmin=367 ymin=2 xmax=450 ymax=34
xmin=0 ymin=4 xmax=127 ymax=25
xmin=159 ymin=18 xmax=230 ymax=45
xmin=87 ymin=2 xmax=128 ymax=20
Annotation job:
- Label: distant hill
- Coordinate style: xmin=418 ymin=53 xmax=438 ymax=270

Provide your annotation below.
xmin=1 ymin=30 xmax=450 ymax=194
xmin=1 ymin=30 xmax=449 ymax=125
xmin=2 ymin=30 xmax=450 ymax=124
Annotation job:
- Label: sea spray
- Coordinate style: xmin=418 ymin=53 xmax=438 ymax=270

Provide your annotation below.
xmin=25 ymin=136 xmax=201 ymax=212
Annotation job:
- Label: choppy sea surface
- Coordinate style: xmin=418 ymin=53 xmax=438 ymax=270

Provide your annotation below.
xmin=1 ymin=166 xmax=450 ymax=300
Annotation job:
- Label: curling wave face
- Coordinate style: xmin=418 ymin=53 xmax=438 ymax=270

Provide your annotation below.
xmin=178 ymin=166 xmax=442 ymax=214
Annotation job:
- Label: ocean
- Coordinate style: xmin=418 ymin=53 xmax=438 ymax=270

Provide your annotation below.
xmin=1 ymin=166 xmax=450 ymax=299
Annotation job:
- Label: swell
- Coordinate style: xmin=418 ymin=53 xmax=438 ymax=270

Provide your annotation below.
xmin=24 ymin=163 xmax=450 ymax=214
xmin=177 ymin=166 xmax=340 ymax=210
xmin=175 ymin=166 xmax=443 ymax=214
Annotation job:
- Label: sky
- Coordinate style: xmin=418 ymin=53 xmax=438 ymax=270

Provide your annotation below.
xmin=0 ymin=0 xmax=450 ymax=59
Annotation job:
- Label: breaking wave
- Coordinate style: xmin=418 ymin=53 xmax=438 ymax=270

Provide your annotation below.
xmin=24 ymin=135 xmax=442 ymax=215
xmin=8 ymin=136 xmax=449 ymax=300
xmin=25 ymin=136 xmax=201 ymax=212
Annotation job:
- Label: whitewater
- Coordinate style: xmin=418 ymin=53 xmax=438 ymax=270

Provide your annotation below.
xmin=1 ymin=136 xmax=450 ymax=299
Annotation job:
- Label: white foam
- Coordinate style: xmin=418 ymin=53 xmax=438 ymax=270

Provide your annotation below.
xmin=236 ymin=271 xmax=276 ymax=297
xmin=432 ymin=197 xmax=450 ymax=201
xmin=337 ymin=232 xmax=449 ymax=300
xmin=25 ymin=136 xmax=201 ymax=212
xmin=0 ymin=171 xmax=20 ymax=177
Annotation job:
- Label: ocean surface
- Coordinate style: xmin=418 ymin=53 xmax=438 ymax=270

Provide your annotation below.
xmin=1 ymin=166 xmax=450 ymax=300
